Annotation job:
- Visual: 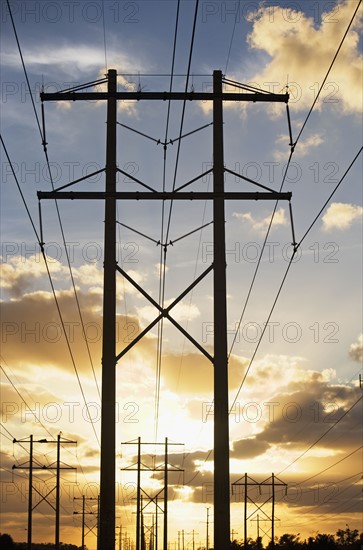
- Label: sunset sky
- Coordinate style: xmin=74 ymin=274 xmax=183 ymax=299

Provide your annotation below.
xmin=1 ymin=0 xmax=362 ymax=548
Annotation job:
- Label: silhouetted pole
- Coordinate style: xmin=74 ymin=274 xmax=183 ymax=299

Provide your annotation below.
xmin=164 ymin=437 xmax=168 ymax=550
xmin=137 ymin=437 xmax=141 ymax=550
xmin=244 ymin=473 xmax=248 ymax=548
xmin=55 ymin=434 xmax=60 ymax=549
xmin=27 ymin=434 xmax=33 ymax=550
xmin=213 ymin=68 xmax=230 ymax=550
xmin=206 ymin=507 xmax=210 ymax=550
xmin=155 ymin=496 xmax=158 ymax=550
xmin=99 ymin=68 xmax=117 ymax=550
xmin=271 ymin=473 xmax=275 ymax=547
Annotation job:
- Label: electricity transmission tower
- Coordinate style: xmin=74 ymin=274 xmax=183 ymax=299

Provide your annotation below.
xmin=232 ymin=473 xmax=287 ymax=547
xmin=74 ymin=495 xmax=99 ymax=549
xmin=38 ymin=69 xmax=291 ymax=550
xmin=13 ymin=434 xmax=76 ymax=550
xmin=121 ymin=437 xmax=183 ymax=550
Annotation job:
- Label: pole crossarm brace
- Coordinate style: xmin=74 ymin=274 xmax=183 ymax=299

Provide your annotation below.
xmin=41 ymin=91 xmax=289 ymax=103
xmin=115 ymin=263 xmax=214 ymax=363
xmin=121 ymin=438 xmax=184 ymax=550
xmin=13 ymin=435 xmax=76 ymax=550
xmin=232 ymin=473 xmax=287 ymax=547
xmin=38 ymin=191 xmax=292 ymax=201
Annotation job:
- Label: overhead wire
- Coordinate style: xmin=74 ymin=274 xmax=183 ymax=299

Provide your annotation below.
xmin=153 ymin=0 xmax=206 ymax=449
xmin=0 ymin=364 xmax=55 ymax=440
xmin=154 ymin=0 xmax=180 ymax=448
xmin=277 ymin=396 xmax=362 ymax=475
xmin=2 ymin=426 xmax=74 ymax=518
xmin=171 ymin=0 xmax=363 ymax=490
xmin=0 ymin=136 xmax=100 ymax=449
xmin=229 ymin=0 xmax=362 ymax=359
xmin=224 ymin=0 xmax=241 ymax=75
xmin=282 ymin=474 xmax=362 ymax=531
xmin=294 ymin=0 xmax=362 ymax=147
xmin=300 ymin=446 xmax=362 ymax=485
xmin=154 ymin=0 xmax=181 ymax=445
xmin=0 ymin=356 xmax=96 ymax=494
xmin=5 ymin=0 xmax=101 ymax=402
xmin=230 ymin=145 xmax=362 ymax=409
xmin=101 ymin=0 xmax=108 ymax=70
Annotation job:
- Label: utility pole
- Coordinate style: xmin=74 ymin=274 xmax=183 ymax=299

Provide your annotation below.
xmin=74 ymin=495 xmax=99 ymax=549
xmin=117 ymin=525 xmax=123 ymax=550
xmin=28 ymin=434 xmax=33 ymax=550
xmin=244 ymin=474 xmax=248 ymax=547
xmin=253 ymin=514 xmax=260 ymax=539
xmin=164 ymin=437 xmax=168 ymax=550
xmin=137 ymin=437 xmax=141 ymax=550
xmin=39 ymin=71 xmax=290 ymax=550
xmin=206 ymin=507 xmax=210 ymax=550
xmin=122 ymin=438 xmax=183 ymax=550
xmin=232 ymin=473 xmax=287 ymax=548
xmin=13 ymin=435 xmax=76 ymax=550
xmin=99 ymin=67 xmax=117 ymax=550
xmin=213 ymin=69 xmax=230 ymax=550
xmin=272 ymin=473 xmax=275 ymax=546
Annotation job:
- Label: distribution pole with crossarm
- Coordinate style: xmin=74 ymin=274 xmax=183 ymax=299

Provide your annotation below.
xmin=38 ymin=69 xmax=290 ymax=550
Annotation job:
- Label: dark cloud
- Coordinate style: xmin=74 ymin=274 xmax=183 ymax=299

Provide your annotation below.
xmin=1 ymin=289 xmax=154 ymax=373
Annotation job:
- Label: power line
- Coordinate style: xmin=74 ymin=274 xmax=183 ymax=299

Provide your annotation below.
xmin=0 ymin=137 xmax=100 ymax=449
xmin=228 ymin=146 xmax=295 ymax=358
xmin=224 ymin=0 xmax=241 ymax=75
xmin=230 ymin=145 xmax=362 ymax=411
xmin=297 ymin=146 xmax=363 ymax=247
xmin=277 ymin=396 xmax=362 ymax=475
xmin=0 ymin=364 xmax=55 ymax=440
xmin=154 ymin=0 xmax=181 ymax=446
xmin=229 ymin=247 xmax=297 ymax=411
xmin=229 ymin=0 xmax=362 ymax=360
xmin=6 ymin=0 xmax=101 ymax=401
xmin=101 ymin=0 xmax=108 ymax=70
xmin=5 ymin=0 xmax=43 ymax=144
xmin=154 ymin=0 xmax=199 ymax=443
xmin=0 ymin=356 xmax=95 ymax=494
xmin=300 ymin=447 xmax=363 ymax=485
xmin=294 ymin=0 xmax=362 ymax=147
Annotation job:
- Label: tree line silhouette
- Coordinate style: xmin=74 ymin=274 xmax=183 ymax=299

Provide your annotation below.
xmin=0 ymin=527 xmax=362 ymax=550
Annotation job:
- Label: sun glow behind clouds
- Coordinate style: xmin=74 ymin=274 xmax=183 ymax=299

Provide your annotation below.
xmin=1 ymin=0 xmax=362 ymax=545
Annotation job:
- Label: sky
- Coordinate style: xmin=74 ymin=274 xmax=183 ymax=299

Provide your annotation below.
xmin=1 ymin=0 xmax=362 ymax=547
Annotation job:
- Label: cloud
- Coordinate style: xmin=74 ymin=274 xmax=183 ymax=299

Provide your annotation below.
xmin=273 ymin=133 xmax=324 ymax=161
xmin=0 ymin=284 xmax=154 ymax=373
xmin=233 ymin=207 xmax=287 ymax=233
xmin=136 ymin=300 xmax=200 ymax=325
xmin=322 ymin=202 xmax=363 ymax=231
xmin=2 ymin=44 xmax=137 ymax=76
xmin=243 ymin=0 xmax=363 ymax=115
xmin=349 ymin=333 xmax=363 ymax=362
xmin=0 ymin=254 xmax=68 ymax=298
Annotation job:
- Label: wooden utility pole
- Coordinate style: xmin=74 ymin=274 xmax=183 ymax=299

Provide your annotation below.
xmin=38 ymin=71 xmax=290 ymax=550
xmin=212 ymin=70 xmax=230 ymax=549
xmin=99 ymin=67 xmax=117 ymax=550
